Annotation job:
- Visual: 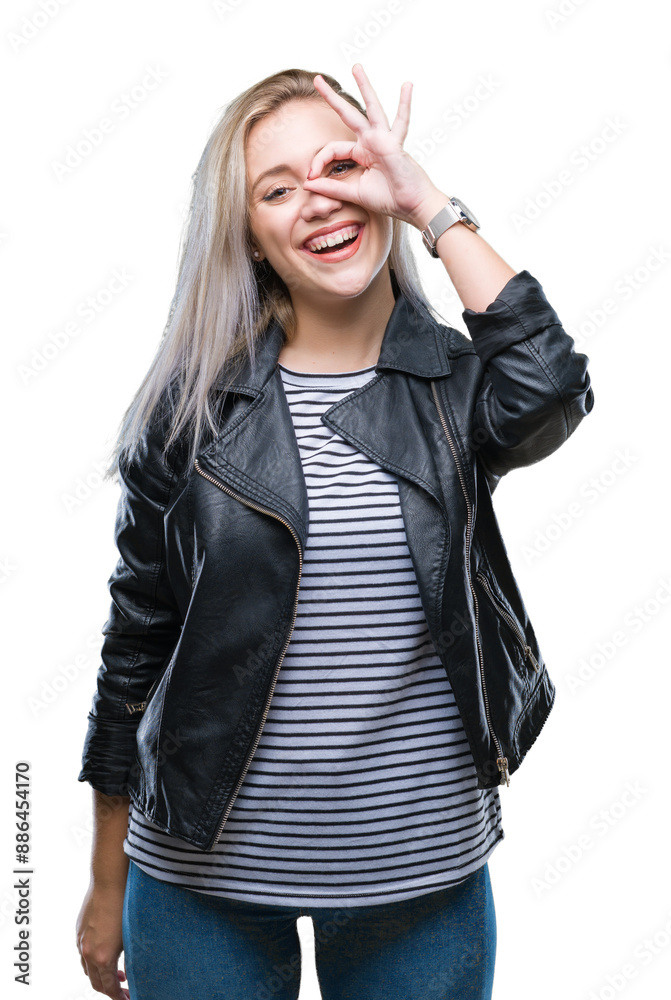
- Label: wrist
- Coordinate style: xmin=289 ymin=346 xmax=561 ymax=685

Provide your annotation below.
xmin=408 ymin=189 xmax=451 ymax=232
xmin=89 ymin=875 xmax=128 ymax=894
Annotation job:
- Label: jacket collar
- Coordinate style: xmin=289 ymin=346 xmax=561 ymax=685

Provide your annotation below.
xmin=197 ymin=286 xmax=455 ymax=550
xmin=218 ymin=282 xmax=452 ymax=397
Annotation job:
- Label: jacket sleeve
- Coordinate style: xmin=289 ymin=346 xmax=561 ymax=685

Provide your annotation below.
xmin=462 ymin=269 xmax=594 ymax=489
xmin=77 ymin=412 xmax=184 ymax=798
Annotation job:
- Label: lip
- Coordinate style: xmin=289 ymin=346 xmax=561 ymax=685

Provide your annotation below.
xmin=299 ymin=223 xmax=365 ymax=262
xmin=301 ymin=219 xmax=364 ymax=246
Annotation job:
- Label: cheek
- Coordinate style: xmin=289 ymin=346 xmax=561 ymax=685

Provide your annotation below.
xmin=371 ymin=217 xmax=393 ymax=255
xmin=249 ymin=208 xmax=279 ymax=248
xmin=264 ymin=219 xmax=293 ymax=256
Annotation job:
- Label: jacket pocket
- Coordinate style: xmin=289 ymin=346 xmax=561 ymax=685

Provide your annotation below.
xmin=475 ymin=570 xmax=540 ymax=674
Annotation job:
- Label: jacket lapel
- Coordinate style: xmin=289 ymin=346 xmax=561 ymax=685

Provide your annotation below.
xmin=196 ymin=288 xmax=454 ymax=545
xmin=321 ymin=370 xmax=450 ymax=518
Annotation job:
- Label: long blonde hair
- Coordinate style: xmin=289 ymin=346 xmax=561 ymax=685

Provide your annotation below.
xmin=106 ymin=67 xmax=437 ymax=481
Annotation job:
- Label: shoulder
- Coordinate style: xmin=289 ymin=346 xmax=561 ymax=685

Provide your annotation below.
xmin=428 ymin=314 xmax=478 ymax=366
xmin=411 ymin=297 xmax=476 ymax=361
xmin=122 ymin=377 xmax=188 ymax=488
xmin=435 ymin=323 xmax=477 ymax=359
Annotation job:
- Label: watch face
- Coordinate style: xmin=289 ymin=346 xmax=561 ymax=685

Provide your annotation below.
xmin=452 ymin=197 xmax=480 ymax=229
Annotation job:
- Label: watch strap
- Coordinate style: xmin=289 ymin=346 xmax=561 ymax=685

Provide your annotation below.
xmin=421 ymin=198 xmax=479 ymax=257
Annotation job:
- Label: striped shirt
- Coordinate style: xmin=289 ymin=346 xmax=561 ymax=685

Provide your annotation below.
xmin=123 ymin=363 xmax=504 ymax=907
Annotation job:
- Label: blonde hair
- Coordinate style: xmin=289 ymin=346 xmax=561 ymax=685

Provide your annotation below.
xmin=106 ymin=67 xmax=437 ymax=481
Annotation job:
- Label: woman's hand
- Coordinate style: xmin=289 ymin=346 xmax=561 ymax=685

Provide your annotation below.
xmin=303 ymin=63 xmax=445 ymax=230
xmin=76 ymin=882 xmax=130 ymax=999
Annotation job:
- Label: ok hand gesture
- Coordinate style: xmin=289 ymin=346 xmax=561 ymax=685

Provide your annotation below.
xmin=303 ymin=64 xmax=445 ymax=230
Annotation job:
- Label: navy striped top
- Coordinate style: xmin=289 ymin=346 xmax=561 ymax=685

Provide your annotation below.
xmin=122 ymin=363 xmax=504 ymax=907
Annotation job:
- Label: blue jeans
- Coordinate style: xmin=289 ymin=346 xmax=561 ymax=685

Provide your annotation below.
xmin=122 ymin=858 xmax=496 ymax=999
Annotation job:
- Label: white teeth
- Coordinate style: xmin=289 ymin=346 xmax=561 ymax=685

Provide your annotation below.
xmin=306 ymin=226 xmax=360 ymax=252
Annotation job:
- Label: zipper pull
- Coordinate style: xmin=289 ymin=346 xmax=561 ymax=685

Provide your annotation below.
xmin=496 ymin=757 xmax=510 ymax=787
xmin=125 ymin=701 xmax=147 ymax=715
xmin=524 ymin=645 xmax=541 ymax=672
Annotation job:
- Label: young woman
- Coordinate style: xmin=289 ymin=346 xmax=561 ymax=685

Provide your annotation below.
xmin=75 ymin=64 xmax=593 ymax=1000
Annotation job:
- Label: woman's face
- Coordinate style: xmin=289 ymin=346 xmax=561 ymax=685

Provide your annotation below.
xmin=245 ymin=98 xmax=393 ymax=306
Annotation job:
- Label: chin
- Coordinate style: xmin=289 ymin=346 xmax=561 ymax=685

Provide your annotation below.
xmin=319 ymin=265 xmax=384 ymax=299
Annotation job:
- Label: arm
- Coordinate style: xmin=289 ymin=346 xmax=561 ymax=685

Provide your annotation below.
xmin=462 ymin=268 xmax=593 ymax=485
xmin=411 ymin=192 xmax=594 ymax=485
xmin=409 ymin=187 xmax=517 ymax=311
xmin=75 ymin=791 xmax=131 ymax=999
xmin=298 ymin=65 xmax=592 ymax=489
xmin=77 ymin=406 xmax=184 ymax=798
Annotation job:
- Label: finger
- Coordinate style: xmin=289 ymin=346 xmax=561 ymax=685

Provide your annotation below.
xmin=78 ymin=954 xmax=101 ymax=993
xmin=307 ymin=140 xmax=359 ymax=180
xmin=98 ymin=963 xmax=127 ymax=1000
xmin=119 ymin=964 xmax=130 ymax=998
xmin=302 ymin=175 xmax=359 ymax=204
xmin=390 ymin=81 xmax=413 ymax=144
xmin=313 ymin=74 xmax=368 ymax=133
xmin=85 ymin=965 xmax=106 ymax=996
xmin=350 ymin=63 xmax=390 ymax=130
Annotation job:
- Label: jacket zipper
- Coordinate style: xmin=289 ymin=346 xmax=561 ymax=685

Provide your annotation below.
xmin=194 ymin=457 xmax=304 ymax=850
xmin=126 ymin=673 xmax=161 ymax=715
xmin=475 ymin=571 xmax=540 ymax=673
xmin=430 ymin=381 xmax=510 ymax=787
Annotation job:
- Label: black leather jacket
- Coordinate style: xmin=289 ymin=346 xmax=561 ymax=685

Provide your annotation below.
xmin=78 ymin=270 xmax=593 ymax=852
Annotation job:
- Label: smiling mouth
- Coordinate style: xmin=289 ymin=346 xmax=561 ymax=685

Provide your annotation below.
xmin=301 ymin=224 xmax=364 ymax=260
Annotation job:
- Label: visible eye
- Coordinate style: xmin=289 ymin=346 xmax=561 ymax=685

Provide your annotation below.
xmin=261 ymin=161 xmax=356 ymax=203
xmin=328 ymin=160 xmax=357 ymax=176
xmin=262 ymin=184 xmax=292 ymax=202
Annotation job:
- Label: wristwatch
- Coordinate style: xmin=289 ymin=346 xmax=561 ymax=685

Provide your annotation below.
xmin=421 ymin=197 xmax=480 ymax=257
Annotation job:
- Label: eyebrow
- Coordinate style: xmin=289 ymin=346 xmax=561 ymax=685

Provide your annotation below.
xmin=250 ymin=145 xmax=325 ymax=194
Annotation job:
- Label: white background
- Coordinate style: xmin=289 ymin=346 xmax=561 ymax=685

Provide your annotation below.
xmin=2 ymin=1 xmax=670 ymax=998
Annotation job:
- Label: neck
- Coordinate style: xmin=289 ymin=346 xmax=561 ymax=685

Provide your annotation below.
xmin=279 ymin=268 xmax=397 ymax=373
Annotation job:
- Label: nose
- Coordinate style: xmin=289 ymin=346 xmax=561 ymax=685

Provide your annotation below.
xmin=300 ymin=184 xmax=344 ymax=221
